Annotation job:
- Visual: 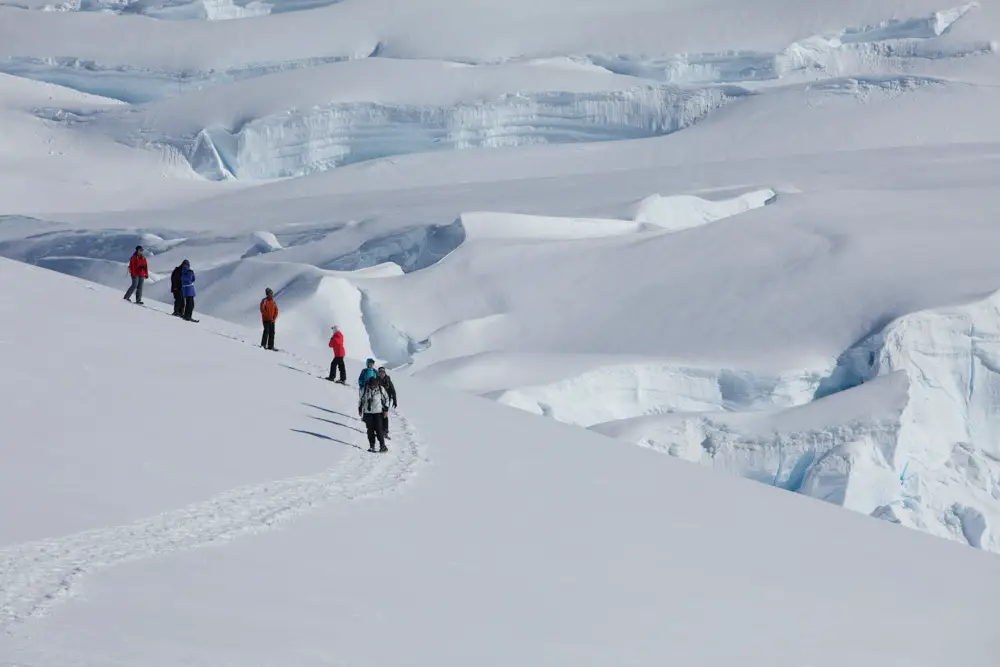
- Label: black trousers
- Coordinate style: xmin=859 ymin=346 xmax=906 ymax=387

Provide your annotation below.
xmin=183 ymin=296 xmax=195 ymax=320
xmin=172 ymin=290 xmax=184 ymax=315
xmin=383 ymin=411 xmax=390 ymax=435
xmin=261 ymin=321 xmax=275 ymax=349
xmin=329 ymin=357 xmax=346 ymax=382
xmin=363 ymin=413 xmax=386 ymax=448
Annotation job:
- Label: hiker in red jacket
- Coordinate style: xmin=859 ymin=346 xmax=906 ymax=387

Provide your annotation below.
xmin=328 ymin=325 xmax=346 ymax=383
xmin=123 ymin=245 xmax=149 ymax=304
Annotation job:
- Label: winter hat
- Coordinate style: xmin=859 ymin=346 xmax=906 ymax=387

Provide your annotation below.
xmin=181 ymin=259 xmax=190 ymax=266
xmin=366 ymin=358 xmax=375 ymax=366
xmin=265 ymin=287 xmax=273 ymax=296
xmin=135 ymin=245 xmax=143 ymax=251
xmin=331 ymin=325 xmax=339 ymax=332
xmin=367 ymin=376 xmax=379 ymax=386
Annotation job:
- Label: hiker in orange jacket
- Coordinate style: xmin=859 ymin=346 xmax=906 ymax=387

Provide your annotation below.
xmin=260 ymin=287 xmax=278 ymax=350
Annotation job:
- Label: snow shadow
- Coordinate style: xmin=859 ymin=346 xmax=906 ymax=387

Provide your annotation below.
xmin=289 ymin=429 xmax=364 ymax=451
xmin=302 ymin=402 xmax=362 ymax=424
xmin=309 ymin=415 xmax=366 ymax=436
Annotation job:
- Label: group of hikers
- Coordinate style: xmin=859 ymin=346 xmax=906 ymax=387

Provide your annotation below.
xmin=122 ymin=246 xmax=196 ymax=322
xmin=330 ymin=325 xmax=398 ymax=452
xmin=123 ymin=245 xmax=399 ymax=453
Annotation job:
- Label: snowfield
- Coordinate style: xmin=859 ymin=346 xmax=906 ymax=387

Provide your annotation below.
xmin=4 ymin=0 xmax=1000 ymax=661
xmin=3 ymin=257 xmax=1000 ymax=666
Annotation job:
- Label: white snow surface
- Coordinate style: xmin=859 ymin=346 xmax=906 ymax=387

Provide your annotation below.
xmin=3 ymin=258 xmax=1000 ymax=666
xmin=4 ymin=0 xmax=1000 ymax=659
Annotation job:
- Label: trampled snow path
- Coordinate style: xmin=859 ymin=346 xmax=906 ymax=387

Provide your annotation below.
xmin=0 ymin=412 xmax=423 ymax=632
xmin=0 ymin=309 xmax=425 ymax=634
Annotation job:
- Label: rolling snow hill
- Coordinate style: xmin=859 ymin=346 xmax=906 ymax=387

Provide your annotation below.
xmin=3 ymin=257 xmax=1000 ymax=666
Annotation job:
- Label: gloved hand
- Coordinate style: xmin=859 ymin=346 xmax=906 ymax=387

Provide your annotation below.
xmin=393 ymin=400 xmax=398 ymax=409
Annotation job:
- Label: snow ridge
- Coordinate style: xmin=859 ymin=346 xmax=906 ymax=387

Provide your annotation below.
xmin=0 ymin=381 xmax=424 ymax=633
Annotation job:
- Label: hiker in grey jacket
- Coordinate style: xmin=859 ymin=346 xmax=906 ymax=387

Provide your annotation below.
xmin=358 ymin=376 xmax=390 ymax=453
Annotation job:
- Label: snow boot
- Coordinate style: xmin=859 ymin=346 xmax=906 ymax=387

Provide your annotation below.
xmin=379 ymin=445 xmax=388 ymax=453
xmin=368 ymin=445 xmax=377 ymax=453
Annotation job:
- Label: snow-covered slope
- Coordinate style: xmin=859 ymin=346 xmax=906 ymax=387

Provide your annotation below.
xmin=4 ymin=0 xmax=1000 ymax=571
xmin=3 ymin=257 xmax=1000 ymax=666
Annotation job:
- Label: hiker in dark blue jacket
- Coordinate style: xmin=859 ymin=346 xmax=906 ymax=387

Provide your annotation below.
xmin=180 ymin=260 xmax=197 ymax=321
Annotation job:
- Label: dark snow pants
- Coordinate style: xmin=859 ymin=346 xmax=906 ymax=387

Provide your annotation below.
xmin=363 ymin=413 xmax=386 ymax=449
xmin=261 ymin=321 xmax=275 ymax=349
xmin=183 ymin=296 xmax=195 ymax=320
xmin=124 ymin=276 xmax=144 ymax=302
xmin=329 ymin=357 xmax=346 ymax=382
xmin=172 ymin=290 xmax=184 ymax=315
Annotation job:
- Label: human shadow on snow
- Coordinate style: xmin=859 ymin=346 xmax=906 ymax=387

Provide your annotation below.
xmin=302 ymin=402 xmax=362 ymax=423
xmin=290 ymin=429 xmax=365 ymax=451
xmin=309 ymin=414 xmax=366 ymax=435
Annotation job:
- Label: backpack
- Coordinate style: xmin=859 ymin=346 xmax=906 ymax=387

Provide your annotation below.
xmin=358 ymin=367 xmax=377 ymax=388
xmin=360 ymin=386 xmax=387 ymax=414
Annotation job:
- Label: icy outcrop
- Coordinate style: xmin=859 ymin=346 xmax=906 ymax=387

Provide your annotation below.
xmin=185 ymin=85 xmax=743 ymax=180
xmin=580 ymin=290 xmax=1000 ymax=553
xmin=841 ymin=292 xmax=1000 ymax=552
xmin=241 ymin=231 xmax=283 ymax=259
xmin=631 ymin=189 xmax=777 ymax=231
xmin=587 ymin=4 xmax=990 ymax=86
xmin=590 ymin=371 xmax=908 ymax=510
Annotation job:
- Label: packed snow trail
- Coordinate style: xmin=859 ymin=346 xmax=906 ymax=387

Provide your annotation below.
xmin=0 ymin=299 xmax=425 ymax=634
xmin=0 ymin=408 xmax=422 ymax=633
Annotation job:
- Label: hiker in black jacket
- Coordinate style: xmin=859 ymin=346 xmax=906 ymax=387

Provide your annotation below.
xmin=170 ymin=264 xmax=184 ymax=316
xmin=377 ymin=366 xmax=398 ymax=439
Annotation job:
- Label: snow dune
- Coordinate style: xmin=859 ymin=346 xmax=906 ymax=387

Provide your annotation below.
xmin=3 ymin=257 xmax=1000 ymax=666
